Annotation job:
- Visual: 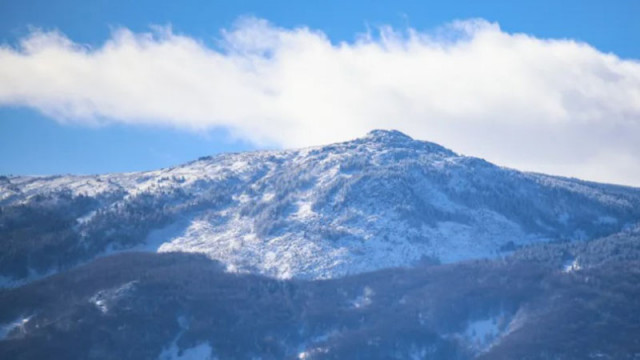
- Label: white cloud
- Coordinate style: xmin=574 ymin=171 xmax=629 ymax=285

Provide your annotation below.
xmin=1 ymin=18 xmax=640 ymax=185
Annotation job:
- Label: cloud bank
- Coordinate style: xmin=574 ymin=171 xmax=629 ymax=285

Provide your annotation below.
xmin=1 ymin=18 xmax=640 ymax=185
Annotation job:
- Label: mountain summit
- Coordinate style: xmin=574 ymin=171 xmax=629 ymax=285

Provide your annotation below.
xmin=366 ymin=129 xmax=414 ymax=142
xmin=2 ymin=131 xmax=640 ymax=282
xmin=363 ymin=129 xmax=455 ymax=154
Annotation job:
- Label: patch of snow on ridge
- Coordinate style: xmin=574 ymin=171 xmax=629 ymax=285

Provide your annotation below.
xmin=350 ymin=286 xmax=375 ymax=309
xmin=453 ymin=313 xmax=511 ymax=353
xmin=563 ymin=258 xmax=582 ymax=273
xmin=0 ymin=268 xmax=57 ymax=289
xmin=89 ymin=281 xmax=137 ymax=314
xmin=464 ymin=317 xmax=501 ymax=350
xmin=0 ymin=316 xmax=32 ymax=340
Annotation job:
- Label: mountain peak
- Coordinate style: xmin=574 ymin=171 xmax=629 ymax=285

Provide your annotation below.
xmin=362 ymin=129 xmax=455 ymax=156
xmin=365 ymin=129 xmax=413 ymax=142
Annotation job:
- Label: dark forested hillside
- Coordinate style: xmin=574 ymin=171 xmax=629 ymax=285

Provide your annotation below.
xmin=2 ymin=232 xmax=640 ymax=359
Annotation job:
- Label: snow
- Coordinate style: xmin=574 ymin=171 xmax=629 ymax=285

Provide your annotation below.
xmin=143 ymin=216 xmax=194 ymax=252
xmin=157 ymin=315 xmax=218 ymax=360
xmin=293 ymin=200 xmax=315 ymax=219
xmin=89 ymin=281 xmax=137 ymax=314
xmin=3 ymin=130 xmax=640 ymax=281
xmin=158 ymin=342 xmax=216 ymax=360
xmin=350 ymin=286 xmax=374 ymax=309
xmin=296 ymin=347 xmax=329 ymax=359
xmin=563 ymin=258 xmax=582 ymax=273
xmin=0 ymin=316 xmax=31 ymax=340
xmin=261 ymin=192 xmax=275 ymax=202
xmin=452 ymin=313 xmax=511 ymax=353
xmin=463 ymin=317 xmax=501 ymax=350
xmin=295 ymin=329 xmax=337 ymax=359
xmin=596 ymin=216 xmax=618 ymax=225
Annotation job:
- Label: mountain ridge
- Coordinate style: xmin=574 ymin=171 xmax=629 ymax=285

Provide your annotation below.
xmin=1 ymin=130 xmax=640 ymax=282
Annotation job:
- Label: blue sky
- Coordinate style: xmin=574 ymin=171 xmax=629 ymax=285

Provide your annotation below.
xmin=1 ymin=0 xmax=639 ymax=185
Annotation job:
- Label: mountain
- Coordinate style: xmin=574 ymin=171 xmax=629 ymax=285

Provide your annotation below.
xmin=3 ymin=129 xmax=640 ymax=359
xmin=2 ymin=130 xmax=640 ymax=283
xmin=2 ymin=231 xmax=640 ymax=359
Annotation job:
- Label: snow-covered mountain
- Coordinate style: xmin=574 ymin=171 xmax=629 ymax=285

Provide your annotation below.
xmin=2 ymin=129 xmax=640 ymax=281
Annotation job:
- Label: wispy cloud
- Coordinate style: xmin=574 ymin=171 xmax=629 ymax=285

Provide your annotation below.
xmin=1 ymin=18 xmax=640 ymax=185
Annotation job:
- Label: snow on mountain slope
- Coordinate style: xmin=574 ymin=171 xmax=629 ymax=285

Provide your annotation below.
xmin=2 ymin=130 xmax=640 ymax=280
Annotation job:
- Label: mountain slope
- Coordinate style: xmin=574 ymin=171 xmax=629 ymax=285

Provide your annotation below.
xmin=2 ymin=239 xmax=640 ymax=360
xmin=2 ymin=130 xmax=640 ymax=281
